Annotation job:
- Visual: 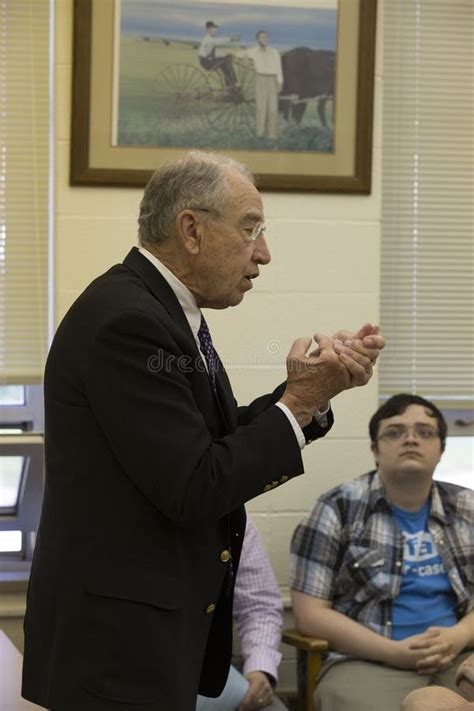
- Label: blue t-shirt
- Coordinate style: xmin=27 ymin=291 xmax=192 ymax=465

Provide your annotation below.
xmin=391 ymin=500 xmax=458 ymax=640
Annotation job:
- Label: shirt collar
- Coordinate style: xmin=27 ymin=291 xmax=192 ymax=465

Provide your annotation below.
xmin=369 ymin=470 xmax=450 ymax=523
xmin=429 ymin=483 xmax=450 ymax=524
xmin=138 ymin=246 xmax=202 ymax=339
xmin=368 ymin=471 xmax=388 ymax=510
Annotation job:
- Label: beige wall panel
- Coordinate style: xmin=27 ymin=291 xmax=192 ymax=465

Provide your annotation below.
xmin=55 ymin=216 xmax=137 ymax=294
xmin=270 ymin=221 xmax=380 ymax=293
xmin=233 ymin=292 xmax=379 ymax=347
xmin=320 ymin=384 xmax=380 ymax=439
xmin=55 ymin=0 xmax=73 ymax=66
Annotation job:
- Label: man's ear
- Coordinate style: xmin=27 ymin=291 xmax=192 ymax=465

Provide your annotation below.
xmin=176 ymin=210 xmax=202 ymax=255
xmin=371 ymin=441 xmax=379 ymax=466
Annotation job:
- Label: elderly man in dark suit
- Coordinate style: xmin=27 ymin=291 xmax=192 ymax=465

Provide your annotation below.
xmin=22 ymin=150 xmax=384 ymax=711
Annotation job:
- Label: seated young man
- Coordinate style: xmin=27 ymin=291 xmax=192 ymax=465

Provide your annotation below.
xmin=289 ymin=394 xmax=474 ymax=711
xmin=197 ymin=517 xmax=288 ymax=711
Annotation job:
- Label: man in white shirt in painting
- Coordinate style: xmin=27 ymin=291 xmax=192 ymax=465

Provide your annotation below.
xmin=241 ymin=30 xmax=283 ymax=141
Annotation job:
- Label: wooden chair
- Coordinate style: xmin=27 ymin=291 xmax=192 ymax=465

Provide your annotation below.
xmin=282 ymin=629 xmax=328 ymax=711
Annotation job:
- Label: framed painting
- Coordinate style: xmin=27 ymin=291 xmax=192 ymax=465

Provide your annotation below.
xmin=70 ymin=0 xmax=377 ymax=192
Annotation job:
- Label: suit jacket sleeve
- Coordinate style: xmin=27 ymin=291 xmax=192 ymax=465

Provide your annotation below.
xmin=237 ymin=383 xmax=334 ymax=442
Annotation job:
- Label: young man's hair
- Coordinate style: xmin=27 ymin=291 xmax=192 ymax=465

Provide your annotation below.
xmin=369 ymin=393 xmax=447 ymax=451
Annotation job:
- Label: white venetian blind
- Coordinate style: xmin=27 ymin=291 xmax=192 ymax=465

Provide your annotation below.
xmin=380 ymin=0 xmax=474 ymax=407
xmin=0 ymin=0 xmax=50 ymax=384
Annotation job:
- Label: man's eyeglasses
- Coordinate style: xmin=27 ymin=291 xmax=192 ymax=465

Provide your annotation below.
xmin=189 ymin=207 xmax=266 ymax=243
xmin=377 ymin=424 xmax=440 ymax=442
xmin=243 ymin=222 xmax=266 ymax=242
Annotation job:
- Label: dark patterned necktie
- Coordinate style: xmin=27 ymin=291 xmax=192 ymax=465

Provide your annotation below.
xmin=198 ymin=315 xmax=218 ymax=393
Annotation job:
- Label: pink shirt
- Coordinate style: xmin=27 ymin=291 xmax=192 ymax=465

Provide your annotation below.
xmin=233 ymin=517 xmax=283 ymax=681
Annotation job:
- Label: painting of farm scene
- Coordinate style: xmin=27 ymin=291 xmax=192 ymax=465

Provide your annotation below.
xmin=116 ymin=0 xmax=337 ymax=152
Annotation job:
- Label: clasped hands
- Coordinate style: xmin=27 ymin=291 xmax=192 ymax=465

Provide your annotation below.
xmin=280 ymin=323 xmax=385 ymax=428
xmin=392 ymin=626 xmax=470 ymax=675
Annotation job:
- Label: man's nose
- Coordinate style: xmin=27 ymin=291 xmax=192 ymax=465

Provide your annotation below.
xmin=404 ymin=428 xmax=420 ymax=442
xmin=254 ymin=235 xmax=271 ymax=265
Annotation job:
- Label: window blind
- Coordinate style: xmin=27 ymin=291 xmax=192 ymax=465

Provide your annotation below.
xmin=380 ymin=0 xmax=473 ymax=407
xmin=0 ymin=0 xmax=50 ymax=384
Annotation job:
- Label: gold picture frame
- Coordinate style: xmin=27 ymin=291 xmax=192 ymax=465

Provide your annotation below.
xmin=71 ymin=0 xmax=377 ymax=192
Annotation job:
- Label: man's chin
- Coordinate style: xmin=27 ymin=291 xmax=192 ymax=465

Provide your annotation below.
xmin=201 ymin=288 xmax=246 ymax=309
xmin=227 ymin=290 xmax=245 ymax=307
xmin=203 ymin=295 xmax=244 ymax=310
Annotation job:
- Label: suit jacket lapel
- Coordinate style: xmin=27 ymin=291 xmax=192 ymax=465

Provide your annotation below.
xmin=123 ymin=248 xmax=237 ymax=431
xmin=215 ymin=357 xmax=238 ymax=432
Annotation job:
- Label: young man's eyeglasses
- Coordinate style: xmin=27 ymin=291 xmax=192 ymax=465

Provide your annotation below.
xmin=377 ymin=424 xmax=440 ymax=442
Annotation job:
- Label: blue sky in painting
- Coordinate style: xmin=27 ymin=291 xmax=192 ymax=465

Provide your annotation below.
xmin=120 ymin=1 xmax=337 ymax=51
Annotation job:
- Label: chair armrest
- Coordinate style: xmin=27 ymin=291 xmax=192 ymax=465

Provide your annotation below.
xmin=282 ymin=629 xmax=328 ymax=711
xmin=282 ymin=629 xmax=328 ymax=653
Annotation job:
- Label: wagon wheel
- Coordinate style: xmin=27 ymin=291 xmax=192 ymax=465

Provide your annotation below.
xmin=153 ymin=64 xmax=214 ymax=127
xmin=204 ymin=58 xmax=256 ymax=133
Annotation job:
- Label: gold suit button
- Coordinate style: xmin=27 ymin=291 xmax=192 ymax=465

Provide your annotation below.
xmin=271 ymin=480 xmax=278 ymax=488
xmin=263 ymin=484 xmax=272 ymax=492
xmin=220 ymin=549 xmax=231 ymax=563
xmin=280 ymin=475 xmax=288 ymax=483
xmin=205 ymin=603 xmax=216 ymax=615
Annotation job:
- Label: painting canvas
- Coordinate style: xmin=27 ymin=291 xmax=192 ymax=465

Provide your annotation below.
xmin=70 ymin=0 xmax=376 ymax=191
xmin=116 ymin=1 xmax=337 ymax=154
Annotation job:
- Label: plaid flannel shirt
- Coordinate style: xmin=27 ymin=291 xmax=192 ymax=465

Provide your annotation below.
xmin=289 ymin=471 xmax=474 ymax=639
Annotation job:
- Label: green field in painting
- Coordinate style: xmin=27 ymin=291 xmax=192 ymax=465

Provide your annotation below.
xmin=117 ymin=36 xmax=333 ymax=152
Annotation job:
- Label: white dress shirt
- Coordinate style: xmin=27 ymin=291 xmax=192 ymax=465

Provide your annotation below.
xmin=241 ymin=45 xmax=283 ymax=85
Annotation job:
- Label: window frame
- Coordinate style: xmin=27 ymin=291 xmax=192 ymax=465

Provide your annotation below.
xmin=0 ymin=385 xmax=44 ymax=432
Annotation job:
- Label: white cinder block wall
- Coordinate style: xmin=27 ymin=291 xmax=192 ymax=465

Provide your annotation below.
xmin=55 ymin=0 xmax=384 ymax=692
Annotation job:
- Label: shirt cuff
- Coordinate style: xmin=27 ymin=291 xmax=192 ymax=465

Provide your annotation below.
xmin=276 ymin=401 xmax=331 ymax=449
xmin=275 ymin=402 xmax=305 ymax=449
xmin=242 ymin=648 xmax=282 ymax=683
xmin=314 ymin=401 xmax=330 ymax=428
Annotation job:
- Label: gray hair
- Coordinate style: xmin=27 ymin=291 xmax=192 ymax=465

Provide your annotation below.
xmin=138 ymin=150 xmax=255 ymax=246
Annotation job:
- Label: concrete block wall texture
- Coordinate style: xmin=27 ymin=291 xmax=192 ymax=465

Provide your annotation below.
xmin=54 ymin=0 xmax=384 ymax=689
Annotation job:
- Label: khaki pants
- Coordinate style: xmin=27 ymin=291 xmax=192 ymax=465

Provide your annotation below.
xmin=314 ymin=651 xmax=473 ymax=711
xmin=255 ymin=74 xmax=279 ymax=140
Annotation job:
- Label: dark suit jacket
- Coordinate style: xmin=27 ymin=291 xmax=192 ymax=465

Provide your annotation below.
xmin=22 ymin=248 xmax=333 ymax=711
